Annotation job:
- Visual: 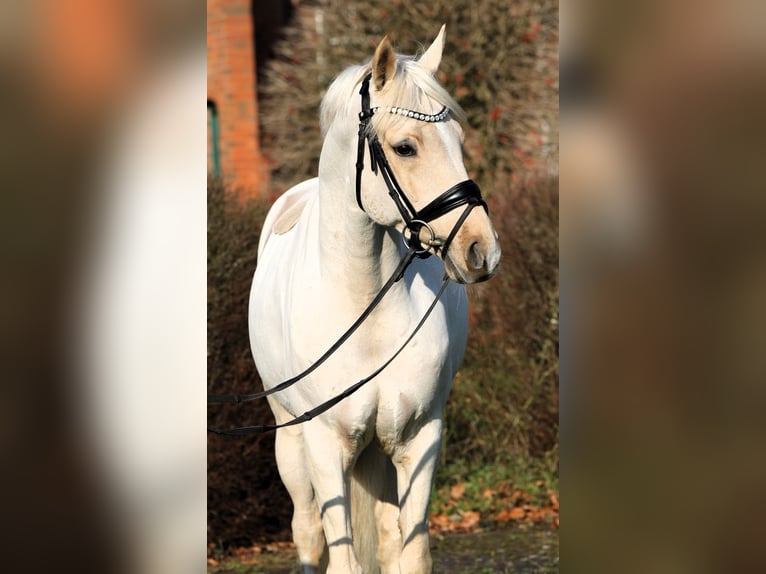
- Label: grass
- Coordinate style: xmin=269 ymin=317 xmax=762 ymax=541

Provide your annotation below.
xmin=433 ymin=450 xmax=558 ymax=513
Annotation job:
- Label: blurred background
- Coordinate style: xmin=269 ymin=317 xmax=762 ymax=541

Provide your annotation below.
xmin=561 ymin=0 xmax=766 ymax=572
xmin=206 ymin=0 xmax=559 ymax=560
xmin=0 ymin=0 xmax=206 ymax=573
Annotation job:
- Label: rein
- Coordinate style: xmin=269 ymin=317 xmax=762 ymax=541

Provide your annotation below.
xmin=208 ymin=71 xmax=488 ymax=436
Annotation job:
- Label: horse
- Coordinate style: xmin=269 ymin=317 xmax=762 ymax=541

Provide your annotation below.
xmin=248 ymin=26 xmax=501 ymax=573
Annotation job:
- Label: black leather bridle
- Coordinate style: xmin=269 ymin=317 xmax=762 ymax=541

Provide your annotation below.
xmin=209 ymin=71 xmax=490 ymax=436
xmin=355 ymin=72 xmax=487 ymax=259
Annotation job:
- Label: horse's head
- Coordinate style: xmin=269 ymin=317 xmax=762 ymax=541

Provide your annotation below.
xmin=358 ymin=27 xmax=501 ymax=284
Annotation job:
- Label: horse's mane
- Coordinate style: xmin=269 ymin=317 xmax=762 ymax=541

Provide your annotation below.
xmin=319 ymin=53 xmax=466 ymax=138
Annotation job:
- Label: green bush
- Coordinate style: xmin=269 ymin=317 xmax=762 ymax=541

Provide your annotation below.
xmin=440 ymin=175 xmax=559 ymax=491
xmin=207 ymin=178 xmax=290 ymax=550
xmin=258 ymin=0 xmax=558 ymax=197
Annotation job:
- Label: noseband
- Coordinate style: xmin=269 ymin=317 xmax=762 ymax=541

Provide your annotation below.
xmin=355 ymin=73 xmax=487 ymax=258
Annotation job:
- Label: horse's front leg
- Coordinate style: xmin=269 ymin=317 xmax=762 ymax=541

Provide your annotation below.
xmin=302 ymin=420 xmax=363 ymax=574
xmin=392 ymin=415 xmax=443 ymax=574
xmin=270 ymin=400 xmax=326 ymax=573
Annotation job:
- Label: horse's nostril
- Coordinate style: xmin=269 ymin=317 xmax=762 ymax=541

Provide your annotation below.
xmin=467 ymin=242 xmax=485 ymax=271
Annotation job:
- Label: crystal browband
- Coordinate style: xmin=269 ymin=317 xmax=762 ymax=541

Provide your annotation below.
xmin=371 ymin=105 xmax=450 ymax=123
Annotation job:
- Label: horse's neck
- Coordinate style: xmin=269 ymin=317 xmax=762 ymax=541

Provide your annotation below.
xmin=316 ymin=127 xmax=402 ymax=301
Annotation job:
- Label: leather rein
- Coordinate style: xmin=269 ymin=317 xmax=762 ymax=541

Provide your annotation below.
xmin=208 ymin=72 xmax=487 ymax=436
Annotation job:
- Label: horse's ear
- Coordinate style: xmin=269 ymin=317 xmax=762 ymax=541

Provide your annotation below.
xmin=418 ymin=24 xmax=446 ymax=75
xmin=372 ymin=35 xmax=397 ymax=91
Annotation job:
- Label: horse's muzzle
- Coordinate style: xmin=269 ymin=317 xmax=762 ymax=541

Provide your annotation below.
xmin=443 ymin=231 xmax=501 ymax=284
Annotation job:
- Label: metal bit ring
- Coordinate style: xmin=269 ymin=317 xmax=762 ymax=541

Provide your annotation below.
xmin=402 ymin=219 xmax=437 ymax=255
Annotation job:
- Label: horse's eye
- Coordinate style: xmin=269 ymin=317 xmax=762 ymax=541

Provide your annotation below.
xmin=393 ymin=143 xmax=417 ymax=157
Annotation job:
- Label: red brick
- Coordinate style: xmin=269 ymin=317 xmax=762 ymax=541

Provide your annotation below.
xmin=207 ymin=0 xmax=270 ymax=196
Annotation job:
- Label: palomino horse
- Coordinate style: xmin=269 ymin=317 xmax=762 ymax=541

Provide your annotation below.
xmin=249 ymin=26 xmax=500 ymax=573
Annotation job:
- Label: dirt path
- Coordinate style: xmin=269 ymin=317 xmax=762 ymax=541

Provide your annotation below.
xmin=430 ymin=527 xmax=558 ymax=573
xmin=210 ymin=526 xmax=558 ymax=573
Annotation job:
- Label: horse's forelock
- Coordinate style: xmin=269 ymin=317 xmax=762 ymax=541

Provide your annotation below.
xmin=319 ymin=54 xmax=466 ymax=139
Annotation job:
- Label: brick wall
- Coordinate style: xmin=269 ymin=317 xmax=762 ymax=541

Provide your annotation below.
xmin=207 ymin=0 xmax=266 ymax=196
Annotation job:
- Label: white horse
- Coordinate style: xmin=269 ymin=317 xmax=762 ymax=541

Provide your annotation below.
xmin=249 ymin=26 xmax=501 ymax=574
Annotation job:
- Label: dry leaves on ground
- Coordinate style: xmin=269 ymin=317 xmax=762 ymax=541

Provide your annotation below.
xmin=429 ymin=483 xmax=559 ymax=535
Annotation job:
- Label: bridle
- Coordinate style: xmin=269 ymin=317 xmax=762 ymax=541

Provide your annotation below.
xmin=355 ymin=73 xmax=487 ymax=258
xmin=209 ymin=71 xmax=489 ymax=436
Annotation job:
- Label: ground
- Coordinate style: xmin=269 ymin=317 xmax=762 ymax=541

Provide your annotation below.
xmin=208 ymin=525 xmax=558 ymax=573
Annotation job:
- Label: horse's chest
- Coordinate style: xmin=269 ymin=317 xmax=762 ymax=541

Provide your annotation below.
xmin=293 ymin=295 xmax=450 ymax=423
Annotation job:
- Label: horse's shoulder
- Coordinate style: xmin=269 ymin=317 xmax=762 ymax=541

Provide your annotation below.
xmin=258 ymin=178 xmax=318 ymax=257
